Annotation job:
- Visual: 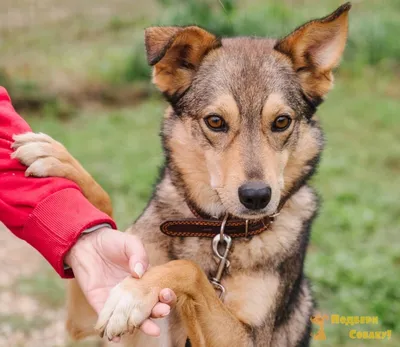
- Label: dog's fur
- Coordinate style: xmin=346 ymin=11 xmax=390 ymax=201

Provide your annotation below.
xmin=12 ymin=3 xmax=351 ymax=347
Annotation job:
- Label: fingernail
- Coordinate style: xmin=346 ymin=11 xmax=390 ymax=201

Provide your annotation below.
xmin=162 ymin=291 xmax=172 ymax=302
xmin=134 ymin=263 xmax=145 ymax=278
xmin=161 ymin=307 xmax=171 ymax=317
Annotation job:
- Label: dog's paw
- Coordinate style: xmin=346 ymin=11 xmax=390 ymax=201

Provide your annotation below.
xmin=11 ymin=132 xmax=74 ymax=178
xmin=95 ymin=278 xmax=159 ymax=340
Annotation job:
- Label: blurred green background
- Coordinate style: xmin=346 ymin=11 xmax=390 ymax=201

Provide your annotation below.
xmin=0 ymin=0 xmax=399 ymax=346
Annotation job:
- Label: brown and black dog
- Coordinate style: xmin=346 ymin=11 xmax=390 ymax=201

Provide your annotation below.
xmin=12 ymin=3 xmax=351 ymax=346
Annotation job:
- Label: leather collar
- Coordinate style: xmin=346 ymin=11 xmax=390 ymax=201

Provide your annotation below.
xmin=160 ymin=204 xmax=277 ymax=239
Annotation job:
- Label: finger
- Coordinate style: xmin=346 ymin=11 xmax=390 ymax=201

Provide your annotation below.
xmin=159 ymin=288 xmax=177 ymax=306
xmin=150 ymin=303 xmax=170 ymax=318
xmin=139 ymin=319 xmax=161 ymax=337
xmin=125 ymin=235 xmax=149 ymax=279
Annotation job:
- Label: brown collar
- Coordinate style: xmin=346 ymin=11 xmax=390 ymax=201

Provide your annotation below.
xmin=160 ymin=204 xmax=277 ymax=239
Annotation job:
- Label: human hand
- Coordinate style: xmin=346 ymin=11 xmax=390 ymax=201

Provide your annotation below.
xmin=65 ymin=227 xmax=176 ymax=338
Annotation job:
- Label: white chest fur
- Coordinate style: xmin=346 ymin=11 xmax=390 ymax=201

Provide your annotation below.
xmin=223 ymin=273 xmax=280 ymax=326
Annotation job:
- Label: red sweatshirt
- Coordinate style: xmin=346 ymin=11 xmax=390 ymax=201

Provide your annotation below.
xmin=0 ymin=87 xmax=116 ymax=278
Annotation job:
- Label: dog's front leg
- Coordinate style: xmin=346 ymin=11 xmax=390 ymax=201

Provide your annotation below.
xmin=12 ymin=132 xmax=113 ymax=217
xmin=96 ymin=260 xmax=252 ymax=347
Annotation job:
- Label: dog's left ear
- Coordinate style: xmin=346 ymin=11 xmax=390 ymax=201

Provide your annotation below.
xmin=145 ymin=26 xmax=221 ymax=102
xmin=275 ymin=2 xmax=351 ymax=101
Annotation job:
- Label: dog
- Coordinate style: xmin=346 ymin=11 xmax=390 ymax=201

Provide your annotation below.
xmin=12 ymin=3 xmax=351 ymax=346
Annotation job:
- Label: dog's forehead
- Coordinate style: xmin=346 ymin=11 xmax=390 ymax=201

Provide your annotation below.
xmin=192 ymin=37 xmax=300 ymax=113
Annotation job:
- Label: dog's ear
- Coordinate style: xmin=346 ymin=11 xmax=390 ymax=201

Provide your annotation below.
xmin=323 ymin=314 xmax=329 ymax=320
xmin=145 ymin=26 xmax=221 ymax=101
xmin=274 ymin=2 xmax=351 ymax=102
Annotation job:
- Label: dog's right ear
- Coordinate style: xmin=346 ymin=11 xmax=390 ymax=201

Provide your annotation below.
xmin=145 ymin=26 xmax=221 ymax=101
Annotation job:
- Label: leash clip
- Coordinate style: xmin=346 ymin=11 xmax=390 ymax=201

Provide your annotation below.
xmin=210 ymin=214 xmax=232 ymax=300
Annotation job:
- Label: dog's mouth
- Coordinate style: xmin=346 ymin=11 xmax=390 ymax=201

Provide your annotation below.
xmin=215 ymin=191 xmax=279 ymax=221
xmin=210 ymin=181 xmax=281 ymax=221
xmin=230 ymin=208 xmax=277 ymax=221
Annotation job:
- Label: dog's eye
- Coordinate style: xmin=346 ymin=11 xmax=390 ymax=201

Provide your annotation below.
xmin=204 ymin=115 xmax=227 ymax=132
xmin=272 ymin=115 xmax=292 ymax=132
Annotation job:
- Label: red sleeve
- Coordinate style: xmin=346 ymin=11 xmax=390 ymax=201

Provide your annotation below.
xmin=0 ymin=87 xmax=116 ymax=278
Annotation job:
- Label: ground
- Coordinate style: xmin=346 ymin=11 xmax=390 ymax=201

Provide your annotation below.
xmin=0 ymin=222 xmax=103 ymax=347
xmin=0 ymin=223 xmax=67 ymax=347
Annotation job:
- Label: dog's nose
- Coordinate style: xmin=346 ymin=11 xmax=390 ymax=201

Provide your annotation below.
xmin=238 ymin=182 xmax=271 ymax=210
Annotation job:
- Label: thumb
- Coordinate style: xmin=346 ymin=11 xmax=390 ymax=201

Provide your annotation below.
xmin=125 ymin=234 xmax=149 ymax=278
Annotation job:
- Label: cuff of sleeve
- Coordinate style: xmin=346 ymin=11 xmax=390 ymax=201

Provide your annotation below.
xmin=63 ymin=223 xmax=112 ymax=271
xmin=23 ymin=188 xmax=116 ymax=278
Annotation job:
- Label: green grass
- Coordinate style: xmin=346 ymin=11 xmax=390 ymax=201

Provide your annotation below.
xmin=26 ymin=100 xmax=165 ymax=228
xmin=1 ymin=0 xmax=400 ymax=345
xmin=23 ymin=71 xmax=400 ymax=345
xmin=1 ymin=0 xmax=399 ymax=89
xmin=0 ymin=314 xmax=49 ymax=335
xmin=307 ymin=72 xmax=400 ymax=345
xmin=14 ymin=269 xmax=66 ymax=309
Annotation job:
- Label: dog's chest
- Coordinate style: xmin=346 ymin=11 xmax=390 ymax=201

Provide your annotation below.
xmin=169 ymin=235 xmax=257 ymax=277
xmin=140 ymin=185 xmax=316 ymax=331
xmin=223 ymin=272 xmax=280 ymax=326
xmin=169 ymin=235 xmax=281 ymax=326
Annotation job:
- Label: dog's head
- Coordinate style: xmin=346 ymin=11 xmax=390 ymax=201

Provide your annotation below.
xmin=146 ymin=3 xmax=351 ymax=219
